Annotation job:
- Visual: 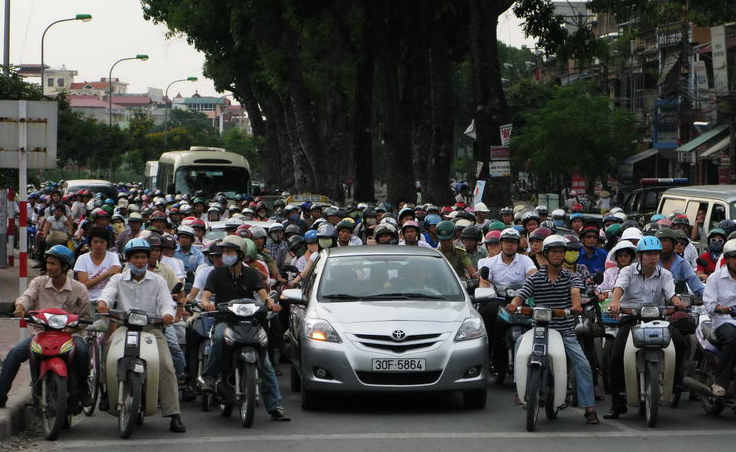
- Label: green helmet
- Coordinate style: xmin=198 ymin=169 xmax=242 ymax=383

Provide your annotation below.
xmin=336 ymin=219 xmax=355 ymax=232
xmin=605 ymin=223 xmax=622 ymax=241
xmin=436 ymin=220 xmax=456 ymax=240
xmin=707 ymin=228 xmax=727 ymax=241
xmin=655 ymin=227 xmax=678 ymax=242
xmin=488 ymin=221 xmax=506 ymax=231
xmin=243 ymin=238 xmax=259 ymax=262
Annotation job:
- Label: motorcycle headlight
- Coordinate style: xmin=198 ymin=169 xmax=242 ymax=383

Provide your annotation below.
xmin=46 ymin=314 xmax=68 ymax=330
xmin=305 ymin=319 xmax=341 ymax=343
xmin=455 ymin=317 xmax=486 ymax=342
xmin=640 ymin=306 xmax=660 ymax=319
xmin=229 ymin=304 xmax=258 ymax=317
xmin=533 ymin=308 xmax=552 ymax=323
xmin=127 ymin=312 xmax=148 ymax=326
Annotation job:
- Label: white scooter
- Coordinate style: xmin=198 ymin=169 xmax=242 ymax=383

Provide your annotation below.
xmin=104 ymin=308 xmax=163 ymax=438
xmin=515 ymin=306 xmax=572 ymax=432
xmin=621 ymin=305 xmax=677 ymax=428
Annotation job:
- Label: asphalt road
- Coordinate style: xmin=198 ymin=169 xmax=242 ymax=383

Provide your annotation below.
xmin=13 ymin=368 xmax=736 ymax=452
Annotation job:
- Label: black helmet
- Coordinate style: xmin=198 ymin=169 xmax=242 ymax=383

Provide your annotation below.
xmin=642 ymin=222 xmax=660 ymax=236
xmin=288 ymin=235 xmax=307 ymax=253
xmin=563 ymin=234 xmax=582 ymax=250
xmin=621 ymin=220 xmax=641 ymax=231
xmin=718 ymin=219 xmax=736 ymax=236
xmin=460 ymin=225 xmax=482 ymax=241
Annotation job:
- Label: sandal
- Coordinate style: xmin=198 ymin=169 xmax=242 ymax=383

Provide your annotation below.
xmin=585 ymin=410 xmax=600 ymax=425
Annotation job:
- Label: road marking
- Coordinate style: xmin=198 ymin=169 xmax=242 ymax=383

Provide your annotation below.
xmin=51 ymin=428 xmax=736 ymax=449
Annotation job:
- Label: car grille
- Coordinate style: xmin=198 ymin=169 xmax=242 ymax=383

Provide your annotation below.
xmin=351 ymin=333 xmax=444 ymax=354
xmin=356 ymin=371 xmax=442 ymax=386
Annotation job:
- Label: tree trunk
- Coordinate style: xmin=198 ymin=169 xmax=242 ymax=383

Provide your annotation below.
xmin=468 ymin=0 xmax=514 ymax=212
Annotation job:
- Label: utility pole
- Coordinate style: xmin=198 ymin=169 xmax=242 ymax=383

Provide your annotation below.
xmin=3 ymin=0 xmax=9 ymax=76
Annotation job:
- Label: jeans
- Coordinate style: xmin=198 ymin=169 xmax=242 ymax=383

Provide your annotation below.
xmin=203 ymin=321 xmax=283 ymax=412
xmin=514 ymin=332 xmax=595 ymax=409
xmin=164 ymin=325 xmax=186 ymax=379
xmin=0 ymin=336 xmax=89 ymax=397
xmin=715 ymin=323 xmax=736 ymax=387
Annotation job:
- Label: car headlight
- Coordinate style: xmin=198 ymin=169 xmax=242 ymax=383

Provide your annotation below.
xmin=46 ymin=314 xmax=68 ymax=329
xmin=640 ymin=306 xmax=660 ymax=319
xmin=127 ymin=312 xmax=148 ymax=326
xmin=533 ymin=308 xmax=552 ymax=322
xmin=455 ymin=317 xmax=486 ymax=342
xmin=305 ymin=318 xmax=341 ymax=343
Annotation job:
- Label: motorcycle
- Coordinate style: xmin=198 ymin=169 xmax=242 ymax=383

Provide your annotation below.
xmin=22 ymin=308 xmax=91 ymax=440
xmin=103 ymin=309 xmax=164 ymax=438
xmin=620 ymin=305 xmax=677 ymax=428
xmin=495 ymin=282 xmax=531 ymax=384
xmin=684 ymin=307 xmax=736 ymax=416
xmin=514 ymin=306 xmax=573 ymax=432
xmin=199 ymin=299 xmax=269 ymax=428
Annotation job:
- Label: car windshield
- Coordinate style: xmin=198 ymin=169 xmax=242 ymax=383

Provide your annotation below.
xmin=205 ymin=228 xmax=226 ymax=241
xmin=174 ymin=166 xmax=250 ymax=198
xmin=317 ymin=255 xmax=464 ymax=302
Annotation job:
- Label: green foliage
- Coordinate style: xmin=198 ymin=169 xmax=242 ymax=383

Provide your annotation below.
xmin=511 ymin=82 xmax=638 ymax=191
xmin=222 ymin=128 xmax=263 ymax=177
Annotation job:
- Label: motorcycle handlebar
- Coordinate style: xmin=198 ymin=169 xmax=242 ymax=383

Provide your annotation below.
xmin=515 ymin=306 xmax=571 ymax=318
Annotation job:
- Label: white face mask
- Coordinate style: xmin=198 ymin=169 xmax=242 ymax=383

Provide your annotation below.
xmin=318 ymin=238 xmax=333 ymax=249
xmin=130 ymin=265 xmax=146 ymax=277
xmin=222 ymin=254 xmax=239 ymax=267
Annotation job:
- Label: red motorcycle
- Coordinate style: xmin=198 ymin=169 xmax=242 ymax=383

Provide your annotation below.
xmin=25 ymin=308 xmax=90 ymax=440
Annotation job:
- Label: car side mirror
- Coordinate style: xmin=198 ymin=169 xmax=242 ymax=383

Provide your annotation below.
xmin=281 ymin=288 xmax=306 ymax=306
xmin=473 ymin=287 xmax=496 ymax=303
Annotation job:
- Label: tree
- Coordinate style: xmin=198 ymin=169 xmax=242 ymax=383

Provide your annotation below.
xmin=511 ymin=82 xmax=638 ymax=193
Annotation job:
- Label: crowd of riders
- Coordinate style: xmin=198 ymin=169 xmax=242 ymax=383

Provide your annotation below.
xmin=4 ymin=180 xmax=736 ymax=431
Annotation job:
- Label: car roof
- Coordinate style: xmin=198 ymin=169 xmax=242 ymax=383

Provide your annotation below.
xmin=64 ymin=179 xmax=113 ymax=186
xmin=207 ymin=220 xmax=280 ymax=230
xmin=325 ymin=245 xmax=442 ymax=257
xmin=662 ymin=185 xmax=736 ymax=200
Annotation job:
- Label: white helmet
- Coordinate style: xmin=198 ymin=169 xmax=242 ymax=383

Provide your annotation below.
xmin=542 ymin=234 xmax=568 ymax=252
xmin=621 ymin=227 xmax=643 ymax=241
xmin=225 ymin=217 xmax=244 ymax=227
xmin=499 ymin=227 xmax=521 ymax=241
xmin=724 ymin=239 xmax=736 ymax=258
xmin=551 ymin=208 xmax=566 ymax=220
xmin=610 ymin=207 xmax=624 ymax=215
xmin=455 ymin=219 xmax=472 ymax=228
xmin=474 ymin=202 xmax=490 ymax=213
xmin=613 ymin=211 xmax=627 ymax=221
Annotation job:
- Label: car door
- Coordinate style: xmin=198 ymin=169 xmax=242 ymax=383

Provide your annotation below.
xmin=290 ymin=254 xmax=320 ymax=369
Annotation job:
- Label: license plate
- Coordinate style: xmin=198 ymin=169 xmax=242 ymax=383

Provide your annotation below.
xmin=371 ymin=358 xmax=426 ymax=372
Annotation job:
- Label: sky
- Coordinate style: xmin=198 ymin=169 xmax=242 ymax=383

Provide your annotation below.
xmin=2 ymin=1 xmax=536 ymax=98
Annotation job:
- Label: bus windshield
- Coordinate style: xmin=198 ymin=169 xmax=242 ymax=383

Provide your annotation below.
xmin=174 ymin=166 xmax=250 ymax=198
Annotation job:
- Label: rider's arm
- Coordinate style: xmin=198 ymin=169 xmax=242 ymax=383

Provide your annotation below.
xmin=680 ymin=259 xmax=705 ymax=297
xmin=96 ymin=273 xmax=122 ymax=313
xmin=14 ymin=277 xmax=44 ymax=315
xmin=257 ymin=288 xmax=281 ymax=313
xmin=570 ymin=287 xmax=582 ymax=312
xmin=702 ymin=273 xmax=730 ymax=314
xmin=42 ymin=220 xmax=51 ymax=236
xmin=65 ymin=218 xmax=73 ymax=236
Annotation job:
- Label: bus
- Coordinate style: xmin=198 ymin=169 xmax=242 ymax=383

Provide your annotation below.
xmin=155 ymin=146 xmax=251 ymax=198
xmin=144 ymin=161 xmax=158 ymax=192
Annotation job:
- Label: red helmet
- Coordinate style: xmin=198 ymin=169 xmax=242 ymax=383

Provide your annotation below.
xmin=149 ymin=211 xmax=167 ymax=221
xmin=248 ymin=201 xmax=258 ymax=209
xmin=656 ymin=219 xmax=672 ymax=228
xmin=191 ymin=218 xmax=206 ymax=229
xmin=440 ymin=206 xmax=453 ymax=215
xmin=484 ymin=230 xmax=502 ymax=244
xmin=91 ymin=208 xmax=109 ymax=220
xmin=236 ymin=224 xmax=253 ymax=239
xmin=571 ymin=203 xmax=584 ymax=213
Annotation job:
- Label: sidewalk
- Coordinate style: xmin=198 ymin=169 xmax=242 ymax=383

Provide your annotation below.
xmin=0 ymin=250 xmax=39 ymax=439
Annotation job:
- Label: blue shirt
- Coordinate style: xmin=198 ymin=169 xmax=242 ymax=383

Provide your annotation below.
xmin=662 ymin=254 xmax=705 ymax=297
xmin=423 ymin=233 xmax=439 ymax=249
xmin=578 ymin=247 xmax=608 ymax=275
xmin=174 ymin=245 xmax=205 ymax=274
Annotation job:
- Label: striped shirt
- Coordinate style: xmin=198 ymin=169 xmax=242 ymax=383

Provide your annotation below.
xmin=516 ymin=266 xmax=584 ymax=337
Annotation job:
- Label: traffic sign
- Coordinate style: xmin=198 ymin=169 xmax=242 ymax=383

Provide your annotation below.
xmin=489 ymin=161 xmax=511 ymax=177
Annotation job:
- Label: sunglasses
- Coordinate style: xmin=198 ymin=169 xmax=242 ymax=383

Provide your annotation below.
xmin=710 ymin=238 xmax=725 ymax=244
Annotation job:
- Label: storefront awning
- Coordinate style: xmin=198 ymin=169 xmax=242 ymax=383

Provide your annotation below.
xmin=618 ymin=148 xmax=659 ymax=177
xmin=698 ymin=135 xmax=730 ymax=159
xmin=676 ymin=124 xmax=729 ymax=153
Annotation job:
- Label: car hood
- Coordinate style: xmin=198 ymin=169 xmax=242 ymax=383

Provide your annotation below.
xmin=315 ymin=300 xmax=469 ymax=324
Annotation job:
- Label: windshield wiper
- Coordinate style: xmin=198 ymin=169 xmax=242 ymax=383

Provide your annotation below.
xmin=321 ymin=294 xmax=365 ymax=300
xmin=363 ymin=292 xmax=447 ymax=300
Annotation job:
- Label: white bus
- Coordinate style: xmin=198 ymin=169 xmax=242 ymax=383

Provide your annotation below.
xmin=155 ymin=146 xmax=251 ymax=197
xmin=144 ymin=161 xmax=158 ymax=192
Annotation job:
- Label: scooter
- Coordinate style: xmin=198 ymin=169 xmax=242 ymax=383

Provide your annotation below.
xmin=684 ymin=307 xmax=736 ymax=416
xmin=620 ymin=305 xmax=677 ymax=428
xmin=200 ymin=299 xmax=269 ymax=428
xmin=514 ymin=306 xmax=572 ymax=432
xmin=189 ymin=308 xmax=216 ymax=412
xmin=23 ymin=308 xmax=91 ymax=440
xmin=103 ymin=309 xmax=164 ymax=438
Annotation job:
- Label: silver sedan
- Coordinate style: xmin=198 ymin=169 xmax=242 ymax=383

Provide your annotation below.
xmin=282 ymin=246 xmax=496 ymax=410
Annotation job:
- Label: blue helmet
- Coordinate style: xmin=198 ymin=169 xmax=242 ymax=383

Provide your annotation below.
xmin=304 ymin=230 xmax=318 ymax=243
xmin=570 ymin=213 xmax=585 ymax=220
xmin=124 ymin=238 xmax=151 ymax=259
xmin=44 ymin=245 xmax=74 ymax=268
xmin=425 ymin=214 xmax=441 ymax=226
xmin=636 ymin=236 xmax=662 ymax=253
xmin=650 ymin=214 xmax=666 ymax=222
xmin=512 ymin=225 xmax=525 ymax=233
xmin=104 ymin=198 xmax=115 ymax=205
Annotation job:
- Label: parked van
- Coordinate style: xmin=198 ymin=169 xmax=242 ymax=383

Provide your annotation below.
xmin=656 ymin=185 xmax=736 ymax=248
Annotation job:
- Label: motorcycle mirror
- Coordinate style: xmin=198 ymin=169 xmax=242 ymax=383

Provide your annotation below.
xmin=592 ymin=272 xmax=604 ymax=285
xmin=480 ymin=266 xmax=489 ymax=280
xmin=696 ymin=257 xmax=708 ymax=268
xmin=171 ymin=282 xmax=183 ymax=294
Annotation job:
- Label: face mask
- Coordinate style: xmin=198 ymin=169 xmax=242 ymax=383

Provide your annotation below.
xmin=318 ymin=238 xmax=333 ymax=249
xmin=709 ymin=241 xmax=724 ymax=255
xmin=366 ymin=218 xmax=376 ymax=226
xmin=113 ymin=223 xmax=125 ymax=235
xmin=130 ymin=265 xmax=146 ymax=277
xmin=564 ymin=250 xmax=579 ymax=264
xmin=223 ymin=254 xmax=239 ymax=267
xmin=289 ymin=214 xmax=299 ymax=221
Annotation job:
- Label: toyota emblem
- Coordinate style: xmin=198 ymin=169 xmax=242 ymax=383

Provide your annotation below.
xmin=391 ymin=330 xmax=406 ymax=341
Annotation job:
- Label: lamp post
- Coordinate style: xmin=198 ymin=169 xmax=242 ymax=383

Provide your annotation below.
xmin=164 ymin=76 xmax=198 ymax=147
xmin=216 ymin=93 xmax=233 ymax=135
xmin=40 ymin=14 xmax=91 ymax=94
xmin=108 ymin=54 xmax=148 ymax=127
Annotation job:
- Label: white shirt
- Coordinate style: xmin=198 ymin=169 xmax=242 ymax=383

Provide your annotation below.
xmin=73 ymin=251 xmax=122 ymax=300
xmin=192 ymin=263 xmax=215 ymax=302
xmin=683 ymin=243 xmax=698 ymax=270
xmin=99 ymin=268 xmax=175 ymax=318
xmin=477 ymin=253 xmax=536 ymax=285
xmin=162 ymin=255 xmax=185 ymax=280
xmin=703 ymin=265 xmax=736 ymax=330
xmin=399 ymin=240 xmax=433 ymax=248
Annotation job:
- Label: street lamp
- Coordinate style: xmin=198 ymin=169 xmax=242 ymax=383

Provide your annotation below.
xmin=108 ymin=54 xmax=148 ymax=127
xmin=164 ymin=76 xmax=198 ymax=147
xmin=40 ymin=14 xmax=92 ymax=94
xmin=216 ymin=93 xmax=233 ymax=135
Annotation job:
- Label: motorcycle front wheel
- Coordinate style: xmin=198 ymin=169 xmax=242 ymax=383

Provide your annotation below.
xmin=83 ymin=337 xmax=101 ymax=416
xmin=42 ymin=373 xmax=68 ymax=441
xmin=239 ymin=362 xmax=257 ymax=428
xmin=525 ymin=367 xmax=542 ymax=432
xmin=119 ymin=374 xmax=142 ymax=439
xmin=545 ymin=374 xmax=558 ymax=420
xmin=645 ymin=361 xmax=660 ymax=428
